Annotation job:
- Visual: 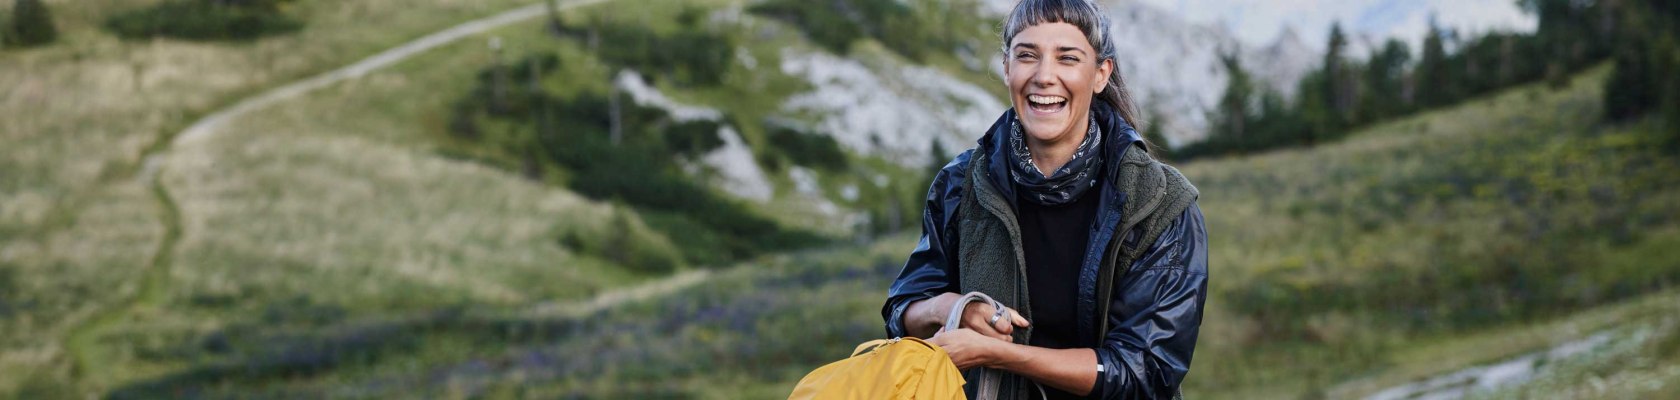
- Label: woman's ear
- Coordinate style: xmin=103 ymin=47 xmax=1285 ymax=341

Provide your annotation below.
xmin=1095 ymin=59 xmax=1114 ymax=94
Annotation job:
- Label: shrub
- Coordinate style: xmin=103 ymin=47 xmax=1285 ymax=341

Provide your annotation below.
xmin=560 ymin=208 xmax=683 ymax=274
xmin=749 ymin=0 xmax=985 ymax=62
xmin=1604 ymin=39 xmax=1657 ymax=122
xmin=1601 ymin=0 xmax=1680 ymax=124
xmin=663 ymin=119 xmax=725 ymax=158
xmin=748 ymin=0 xmax=868 ymax=55
xmin=3 ymin=0 xmax=57 ymax=48
xmin=766 ymin=123 xmax=848 ymax=171
xmin=0 ymin=263 xmax=14 ymax=316
xmin=105 ymin=0 xmax=302 ymax=41
xmin=551 ymin=10 xmax=734 ymax=87
xmin=1653 ymin=35 xmax=1680 ymax=146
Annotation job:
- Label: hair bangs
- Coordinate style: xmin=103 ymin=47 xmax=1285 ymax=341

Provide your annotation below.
xmin=1001 ymin=0 xmax=1106 ymax=51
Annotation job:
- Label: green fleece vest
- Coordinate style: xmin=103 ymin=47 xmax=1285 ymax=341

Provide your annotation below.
xmin=955 ymin=144 xmax=1199 ymax=400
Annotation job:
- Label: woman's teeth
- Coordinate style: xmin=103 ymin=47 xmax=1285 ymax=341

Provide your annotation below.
xmin=1029 ymin=95 xmax=1066 ymax=104
xmin=1028 ymin=95 xmax=1067 ymax=113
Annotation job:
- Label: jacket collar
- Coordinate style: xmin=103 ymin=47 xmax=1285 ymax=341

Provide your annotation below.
xmin=975 ymin=102 xmax=1145 ymax=203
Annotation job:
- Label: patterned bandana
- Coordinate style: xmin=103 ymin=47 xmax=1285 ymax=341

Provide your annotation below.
xmin=1007 ymin=115 xmax=1104 ymax=206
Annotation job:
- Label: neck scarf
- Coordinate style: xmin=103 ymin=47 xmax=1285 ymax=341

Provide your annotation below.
xmin=1007 ymin=115 xmax=1104 ymax=206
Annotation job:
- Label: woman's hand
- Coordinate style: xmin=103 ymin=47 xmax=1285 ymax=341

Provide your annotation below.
xmin=904 ymin=292 xmax=1031 ymax=339
xmin=928 ymin=328 xmax=1016 ymax=370
xmin=958 ymin=300 xmax=1031 ymax=341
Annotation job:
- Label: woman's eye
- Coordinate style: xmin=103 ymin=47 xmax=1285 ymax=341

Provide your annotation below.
xmin=1061 ymin=56 xmax=1080 ymax=62
xmin=1016 ymin=52 xmax=1036 ymax=60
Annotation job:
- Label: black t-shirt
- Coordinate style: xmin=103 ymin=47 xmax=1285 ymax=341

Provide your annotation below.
xmin=1015 ymin=187 xmax=1100 ymax=399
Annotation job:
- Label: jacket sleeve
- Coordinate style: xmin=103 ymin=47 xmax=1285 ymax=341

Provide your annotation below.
xmin=1091 ymin=203 xmax=1209 ymax=399
xmin=881 ymin=151 xmax=972 ymax=338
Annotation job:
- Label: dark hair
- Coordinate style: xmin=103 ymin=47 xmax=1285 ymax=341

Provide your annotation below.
xmin=1001 ymin=0 xmax=1145 ymax=133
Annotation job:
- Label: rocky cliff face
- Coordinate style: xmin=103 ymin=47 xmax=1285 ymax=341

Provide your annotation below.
xmin=1105 ymin=0 xmax=1317 ymax=146
xmin=758 ymin=0 xmax=1322 ymax=176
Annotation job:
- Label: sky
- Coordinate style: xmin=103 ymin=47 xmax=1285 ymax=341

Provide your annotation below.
xmin=1132 ymin=0 xmax=1539 ymax=52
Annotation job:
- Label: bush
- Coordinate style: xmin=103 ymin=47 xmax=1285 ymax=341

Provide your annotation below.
xmin=1602 ymin=1 xmax=1680 ymax=130
xmin=3 ymin=0 xmax=57 ymax=48
xmin=105 ymin=0 xmax=302 ymax=41
xmin=663 ymin=119 xmax=725 ymax=158
xmin=1667 ymin=78 xmax=1680 ymax=150
xmin=748 ymin=0 xmax=868 ymax=55
xmin=0 ymin=263 xmax=14 ymax=316
xmin=560 ymin=13 xmax=735 ymax=87
xmin=749 ymin=0 xmax=985 ymax=62
xmin=1604 ymin=39 xmax=1658 ymax=122
xmin=766 ymin=123 xmax=848 ymax=171
xmin=560 ymin=208 xmax=684 ymax=274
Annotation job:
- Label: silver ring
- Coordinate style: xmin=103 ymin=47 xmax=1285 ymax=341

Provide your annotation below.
xmin=989 ymin=307 xmax=1006 ymax=326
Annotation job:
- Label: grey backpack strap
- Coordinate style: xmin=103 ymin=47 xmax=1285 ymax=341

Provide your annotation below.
xmin=943 ymin=292 xmax=1006 ymax=334
xmin=944 ymin=292 xmax=1053 ymax=400
xmin=945 ymin=292 xmax=1006 ymax=400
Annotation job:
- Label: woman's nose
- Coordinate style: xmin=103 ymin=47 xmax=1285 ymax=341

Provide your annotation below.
xmin=1030 ymin=66 xmax=1056 ymax=88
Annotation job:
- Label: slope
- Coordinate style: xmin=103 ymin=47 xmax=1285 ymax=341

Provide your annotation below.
xmin=99 ymin=60 xmax=1680 ymax=399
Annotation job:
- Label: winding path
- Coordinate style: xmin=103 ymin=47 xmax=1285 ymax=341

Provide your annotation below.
xmin=66 ymin=0 xmax=609 ymax=387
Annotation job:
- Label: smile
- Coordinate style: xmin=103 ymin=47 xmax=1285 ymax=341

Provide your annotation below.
xmin=1027 ymin=94 xmax=1067 ymax=114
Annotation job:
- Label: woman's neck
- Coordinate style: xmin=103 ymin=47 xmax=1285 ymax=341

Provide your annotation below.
xmin=1024 ymin=117 xmax=1090 ymax=177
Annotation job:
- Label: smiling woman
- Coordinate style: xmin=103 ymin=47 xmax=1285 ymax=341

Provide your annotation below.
xmin=881 ymin=0 xmax=1207 ymax=399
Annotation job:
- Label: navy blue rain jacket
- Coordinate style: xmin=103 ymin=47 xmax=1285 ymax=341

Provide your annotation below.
xmin=881 ymin=104 xmax=1209 ymax=399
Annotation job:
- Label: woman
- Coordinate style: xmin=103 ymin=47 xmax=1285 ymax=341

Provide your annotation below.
xmin=881 ymin=0 xmax=1208 ymax=398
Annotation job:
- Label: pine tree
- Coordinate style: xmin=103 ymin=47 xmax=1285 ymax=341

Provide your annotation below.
xmin=1323 ymin=23 xmax=1352 ymax=123
xmin=1604 ymin=37 xmax=1654 ymax=121
xmin=5 ymin=0 xmax=58 ymax=48
xmin=1362 ymin=39 xmax=1412 ymax=121
xmin=1415 ymin=18 xmax=1452 ymax=108
xmin=926 ymin=137 xmax=948 ymax=178
xmin=1212 ymin=53 xmax=1253 ymax=143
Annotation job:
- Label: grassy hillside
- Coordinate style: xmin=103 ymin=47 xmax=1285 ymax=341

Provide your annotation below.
xmin=6 ymin=0 xmax=1676 ymax=398
xmin=0 ymin=0 xmax=620 ymax=395
xmin=87 ymin=236 xmax=906 ymax=398
xmin=1183 ymin=65 xmax=1680 ymax=397
xmin=4 ymin=0 xmax=1008 ymax=396
xmin=84 ymin=60 xmax=1680 ymax=399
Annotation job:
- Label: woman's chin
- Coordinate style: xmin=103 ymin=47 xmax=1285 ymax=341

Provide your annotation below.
xmin=1019 ymin=115 xmax=1070 ymax=140
xmin=1022 ymin=124 xmax=1071 ymax=142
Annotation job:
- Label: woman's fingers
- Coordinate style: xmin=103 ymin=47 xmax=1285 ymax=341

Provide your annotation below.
xmin=1010 ymin=307 xmax=1031 ymax=328
xmin=988 ymin=324 xmax=1012 ymax=341
xmin=989 ymin=307 xmax=1030 ymax=339
xmin=962 ymin=303 xmax=1006 ymax=337
xmin=958 ymin=303 xmax=1028 ymax=341
xmin=989 ymin=307 xmax=1015 ymax=338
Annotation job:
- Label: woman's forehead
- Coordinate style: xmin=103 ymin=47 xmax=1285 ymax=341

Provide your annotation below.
xmin=1010 ymin=22 xmax=1091 ymax=50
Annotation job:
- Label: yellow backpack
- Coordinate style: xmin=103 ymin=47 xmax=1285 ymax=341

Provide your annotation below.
xmin=787 ymin=337 xmax=966 ymax=400
xmin=790 ymin=292 xmax=1019 ymax=400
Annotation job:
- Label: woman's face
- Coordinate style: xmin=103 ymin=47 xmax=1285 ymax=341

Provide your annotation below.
xmin=1004 ymin=22 xmax=1113 ymax=146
